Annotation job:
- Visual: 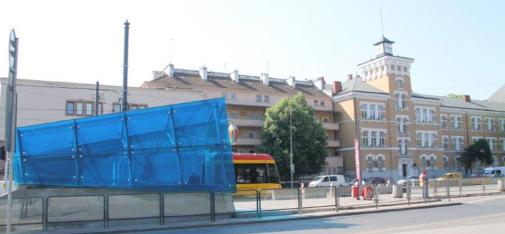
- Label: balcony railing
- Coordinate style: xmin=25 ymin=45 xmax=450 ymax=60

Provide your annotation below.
xmin=233 ymin=138 xmax=262 ymax=146
xmin=327 ymin=140 xmax=341 ymax=148
xmin=323 ymin=122 xmax=339 ymax=131
xmin=228 ymin=118 xmax=264 ymax=127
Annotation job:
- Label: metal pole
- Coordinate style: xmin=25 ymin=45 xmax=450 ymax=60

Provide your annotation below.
xmin=334 ymin=186 xmax=339 ymax=212
xmin=289 ymin=108 xmax=294 ymax=189
xmin=5 ymin=30 xmax=18 ymax=234
xmin=122 ymin=20 xmax=130 ymax=112
xmin=95 ymin=81 xmax=100 ymax=116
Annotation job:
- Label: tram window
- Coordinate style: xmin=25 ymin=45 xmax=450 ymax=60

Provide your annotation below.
xmin=267 ymin=164 xmax=280 ymax=183
xmin=235 ymin=164 xmax=268 ymax=184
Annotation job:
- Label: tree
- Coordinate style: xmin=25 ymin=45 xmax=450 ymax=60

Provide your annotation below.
xmin=259 ymin=93 xmax=328 ymax=181
xmin=457 ymin=139 xmax=493 ymax=175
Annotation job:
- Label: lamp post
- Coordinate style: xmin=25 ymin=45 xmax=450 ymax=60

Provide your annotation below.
xmin=290 ymin=108 xmax=294 ymax=189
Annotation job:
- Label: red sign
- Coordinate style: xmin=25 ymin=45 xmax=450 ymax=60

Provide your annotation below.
xmin=354 ymin=138 xmax=361 ymax=181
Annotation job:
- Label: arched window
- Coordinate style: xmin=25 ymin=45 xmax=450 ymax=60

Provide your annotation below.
xmin=429 ymin=155 xmax=437 ymax=169
xmin=377 ymin=155 xmax=385 ymax=172
xmin=366 ymin=155 xmax=374 ymax=172
xmin=420 ymin=155 xmax=427 ymax=169
xmin=443 ymin=156 xmax=449 ymax=169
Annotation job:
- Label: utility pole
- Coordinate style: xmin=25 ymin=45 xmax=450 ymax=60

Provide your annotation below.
xmin=122 ymin=20 xmax=130 ymax=112
xmin=290 ymin=108 xmax=294 ymax=189
xmin=4 ymin=29 xmax=19 ymax=234
xmin=95 ymin=81 xmax=100 ymax=116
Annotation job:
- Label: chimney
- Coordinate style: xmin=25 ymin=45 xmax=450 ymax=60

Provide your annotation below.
xmin=463 ymin=95 xmax=471 ymax=102
xmin=230 ymin=70 xmax=239 ymax=83
xmin=260 ymin=73 xmax=269 ymax=85
xmin=286 ymin=76 xmax=296 ymax=88
xmin=332 ymin=81 xmax=342 ymax=95
xmin=167 ymin=64 xmax=175 ymax=77
xmin=347 ymin=74 xmax=353 ymax=80
xmin=315 ymin=76 xmax=326 ymax=91
xmin=199 ymin=66 xmax=208 ymax=81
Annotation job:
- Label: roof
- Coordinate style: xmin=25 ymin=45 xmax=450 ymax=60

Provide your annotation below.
xmin=487 ymin=84 xmax=505 ymax=103
xmin=412 ymin=92 xmax=505 ymax=112
xmin=339 ymin=78 xmax=388 ymax=95
xmin=141 ymin=69 xmax=329 ymax=98
xmin=373 ymin=36 xmax=395 ymax=46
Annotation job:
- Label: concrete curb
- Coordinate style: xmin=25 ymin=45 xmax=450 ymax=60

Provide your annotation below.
xmin=80 ymin=202 xmax=462 ymax=234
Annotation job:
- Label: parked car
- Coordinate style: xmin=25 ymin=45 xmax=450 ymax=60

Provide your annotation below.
xmin=308 ymin=175 xmax=346 ymax=187
xmin=396 ymin=176 xmax=420 ymax=186
xmin=367 ymin=177 xmax=387 ymax=185
xmin=483 ymin=167 xmax=505 ymax=178
xmin=436 ymin=172 xmax=463 ymax=181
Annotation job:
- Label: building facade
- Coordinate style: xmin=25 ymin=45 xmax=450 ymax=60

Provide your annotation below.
xmin=0 ymin=68 xmax=343 ymax=176
xmin=334 ymin=37 xmax=505 ymax=180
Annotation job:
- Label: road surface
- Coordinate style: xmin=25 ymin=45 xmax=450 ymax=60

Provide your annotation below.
xmin=138 ymin=195 xmax=505 ymax=234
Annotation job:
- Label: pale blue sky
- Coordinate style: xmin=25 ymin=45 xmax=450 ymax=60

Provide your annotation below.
xmin=1 ymin=0 xmax=504 ymax=100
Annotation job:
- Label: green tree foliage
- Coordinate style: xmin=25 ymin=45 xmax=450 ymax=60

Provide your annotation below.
xmin=259 ymin=93 xmax=328 ymax=181
xmin=457 ymin=139 xmax=493 ymax=175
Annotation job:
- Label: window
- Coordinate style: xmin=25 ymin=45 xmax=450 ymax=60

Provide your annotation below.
xmin=398 ymin=139 xmax=408 ymax=155
xmin=76 ymin=102 xmax=84 ymax=115
xmin=391 ymin=65 xmax=395 ymax=71
xmin=320 ymin=101 xmax=325 ymax=107
xmin=487 ymin=138 xmax=496 ymax=151
xmin=471 ymin=116 xmax=482 ymax=130
xmin=361 ymin=131 xmax=369 ymax=146
xmin=248 ymin=132 xmax=255 ymax=139
xmin=397 ymin=116 xmax=408 ymax=134
xmin=395 ymin=79 xmax=404 ymax=89
xmin=443 ymin=156 xmax=449 ymax=169
xmin=442 ymin=136 xmax=449 ymax=151
xmin=440 ymin=115 xmax=447 ymax=128
xmin=416 ymin=131 xmax=437 ymax=148
xmin=499 ymin=119 xmax=505 ymax=131
xmin=263 ymin=95 xmax=270 ymax=103
xmin=85 ymin=102 xmax=93 ymax=116
xmin=395 ymin=93 xmax=407 ymax=109
xmin=415 ymin=107 xmax=435 ymax=123
xmin=112 ymin=103 xmax=121 ymax=113
xmin=429 ymin=156 xmax=437 ymax=169
xmin=361 ymin=130 xmax=386 ymax=147
xmin=66 ymin=101 xmax=75 ymax=115
xmin=397 ymin=65 xmax=401 ymax=71
xmin=486 ymin=117 xmax=495 ymax=131
xmin=421 ymin=155 xmax=427 ymax=169
xmin=452 ymin=136 xmax=464 ymax=151
xmin=360 ymin=103 xmax=385 ymax=120
xmin=256 ymin=95 xmax=262 ymax=103
xmin=502 ymin=139 xmax=505 ymax=151
xmin=403 ymin=66 xmax=408 ymax=72
xmin=313 ymin=100 xmax=318 ymax=106
xmin=367 ymin=156 xmax=374 ymax=172
xmin=451 ymin=115 xmax=462 ymax=129
xmin=492 ymin=156 xmax=498 ymax=166
xmin=377 ymin=156 xmax=385 ymax=172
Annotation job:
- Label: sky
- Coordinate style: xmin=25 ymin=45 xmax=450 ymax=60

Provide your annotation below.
xmin=0 ymin=0 xmax=504 ymax=100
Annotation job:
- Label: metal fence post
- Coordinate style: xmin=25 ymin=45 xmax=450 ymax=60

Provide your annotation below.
xmin=210 ymin=192 xmax=215 ymax=222
xmin=482 ymin=177 xmax=486 ymax=195
xmin=159 ymin=193 xmax=164 ymax=225
xmin=255 ymin=190 xmax=260 ymax=218
xmin=104 ymin=195 xmax=109 ymax=228
xmin=258 ymin=190 xmax=262 ymax=218
xmin=433 ymin=181 xmax=438 ymax=198
xmin=42 ymin=197 xmax=48 ymax=232
xmin=297 ymin=187 xmax=302 ymax=214
xmin=445 ymin=179 xmax=450 ymax=203
xmin=374 ymin=184 xmax=378 ymax=209
xmin=334 ymin=186 xmax=339 ymax=212
xmin=459 ymin=179 xmax=462 ymax=197
xmin=406 ymin=181 xmax=411 ymax=205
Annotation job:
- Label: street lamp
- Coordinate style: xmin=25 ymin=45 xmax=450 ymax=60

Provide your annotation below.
xmin=289 ymin=108 xmax=294 ymax=189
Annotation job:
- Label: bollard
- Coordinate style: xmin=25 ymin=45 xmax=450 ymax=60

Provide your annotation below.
xmin=498 ymin=178 xmax=505 ymax=192
xmin=406 ymin=181 xmax=411 ymax=205
xmin=210 ymin=192 xmax=216 ymax=222
xmin=433 ymin=181 xmax=438 ymax=198
xmin=42 ymin=197 xmax=49 ymax=232
xmin=334 ymin=186 xmax=339 ymax=212
xmin=374 ymin=184 xmax=378 ymax=209
xmin=297 ymin=187 xmax=303 ymax=214
xmin=482 ymin=177 xmax=486 ymax=195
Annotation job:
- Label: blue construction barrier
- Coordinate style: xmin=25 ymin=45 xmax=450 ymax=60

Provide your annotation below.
xmin=13 ymin=97 xmax=236 ymax=192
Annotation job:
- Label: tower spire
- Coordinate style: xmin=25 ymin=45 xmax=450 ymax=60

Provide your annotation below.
xmin=380 ymin=6 xmax=384 ymax=37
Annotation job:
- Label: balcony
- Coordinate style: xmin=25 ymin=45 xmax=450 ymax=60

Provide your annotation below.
xmin=327 ymin=140 xmax=341 ymax=148
xmin=228 ymin=118 xmax=264 ymax=127
xmin=233 ymin=138 xmax=262 ymax=146
xmin=323 ymin=122 xmax=339 ymax=131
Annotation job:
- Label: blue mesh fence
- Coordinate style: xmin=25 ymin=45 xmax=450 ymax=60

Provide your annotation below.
xmin=13 ymin=98 xmax=236 ymax=192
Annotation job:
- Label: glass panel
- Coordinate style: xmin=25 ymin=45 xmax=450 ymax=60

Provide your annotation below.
xmin=109 ymin=194 xmax=158 ymax=219
xmin=48 ymin=196 xmax=103 ymax=222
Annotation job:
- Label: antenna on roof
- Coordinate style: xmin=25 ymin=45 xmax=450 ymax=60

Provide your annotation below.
xmin=380 ymin=6 xmax=384 ymax=37
xmin=169 ymin=37 xmax=174 ymax=64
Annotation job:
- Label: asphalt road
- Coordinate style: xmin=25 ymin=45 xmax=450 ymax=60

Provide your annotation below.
xmin=141 ymin=195 xmax=505 ymax=234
